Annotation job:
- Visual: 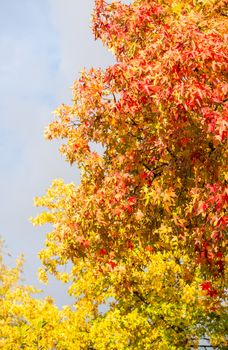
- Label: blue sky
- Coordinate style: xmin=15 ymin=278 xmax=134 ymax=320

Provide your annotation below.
xmin=0 ymin=0 xmax=115 ymax=306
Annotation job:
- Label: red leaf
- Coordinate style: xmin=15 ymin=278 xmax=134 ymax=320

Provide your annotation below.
xmin=108 ymin=260 xmax=117 ymax=269
xmin=200 ymin=281 xmax=212 ymax=291
xmin=99 ymin=248 xmax=108 ymax=256
xmin=200 ymin=281 xmax=218 ymax=297
xmin=81 ymin=240 xmax=90 ymax=249
xmin=128 ymin=196 xmax=137 ymax=205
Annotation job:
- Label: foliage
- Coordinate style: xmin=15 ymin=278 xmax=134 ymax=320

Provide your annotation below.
xmin=32 ymin=0 xmax=227 ymax=349
xmin=0 ymin=241 xmax=90 ymax=349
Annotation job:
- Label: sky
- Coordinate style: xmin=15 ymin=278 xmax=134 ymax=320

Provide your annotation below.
xmin=0 ymin=0 xmax=116 ymax=306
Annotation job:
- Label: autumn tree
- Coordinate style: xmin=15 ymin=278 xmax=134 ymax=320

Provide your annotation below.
xmin=0 ymin=241 xmax=90 ymax=349
xmin=33 ymin=0 xmax=227 ymax=349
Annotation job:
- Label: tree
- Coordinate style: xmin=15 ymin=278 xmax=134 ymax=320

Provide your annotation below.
xmin=0 ymin=241 xmax=90 ymax=349
xmin=32 ymin=1 xmax=227 ymax=349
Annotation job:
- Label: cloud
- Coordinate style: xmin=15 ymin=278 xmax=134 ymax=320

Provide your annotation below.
xmin=48 ymin=0 xmax=114 ymax=102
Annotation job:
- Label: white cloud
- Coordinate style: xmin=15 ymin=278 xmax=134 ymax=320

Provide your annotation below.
xmin=48 ymin=0 xmax=114 ymax=103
